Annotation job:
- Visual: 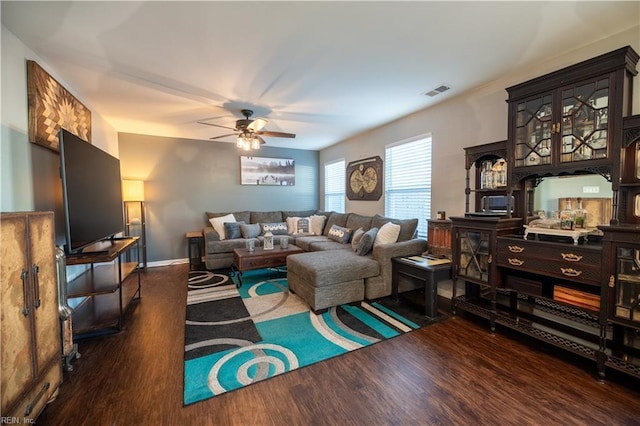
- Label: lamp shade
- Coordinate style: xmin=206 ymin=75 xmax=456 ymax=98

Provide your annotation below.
xmin=122 ymin=180 xmax=145 ymax=202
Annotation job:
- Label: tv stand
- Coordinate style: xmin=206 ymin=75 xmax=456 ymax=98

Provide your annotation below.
xmin=65 ymin=237 xmax=141 ymax=339
xmin=78 ymin=236 xmax=130 ymax=255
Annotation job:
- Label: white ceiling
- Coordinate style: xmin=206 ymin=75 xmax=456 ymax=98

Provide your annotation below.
xmin=2 ymin=1 xmax=638 ymax=151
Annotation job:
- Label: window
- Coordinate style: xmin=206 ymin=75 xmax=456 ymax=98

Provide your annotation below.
xmin=324 ymin=159 xmax=345 ymax=212
xmin=385 ymin=136 xmax=432 ymax=239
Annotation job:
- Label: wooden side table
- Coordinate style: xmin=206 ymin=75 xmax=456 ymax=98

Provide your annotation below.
xmin=392 ymin=256 xmax=452 ymax=319
xmin=186 ymin=231 xmax=204 ymax=271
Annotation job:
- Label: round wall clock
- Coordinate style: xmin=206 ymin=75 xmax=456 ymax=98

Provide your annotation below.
xmin=346 ymin=156 xmax=383 ymax=200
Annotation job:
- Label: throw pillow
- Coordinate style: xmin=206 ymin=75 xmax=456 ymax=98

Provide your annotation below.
xmin=209 ymin=213 xmax=236 ymax=240
xmin=351 ymin=228 xmax=365 ymax=252
xmin=357 ymin=227 xmax=378 ymax=256
xmin=224 ymin=221 xmax=245 ymax=240
xmin=295 ymin=217 xmax=310 ymax=233
xmin=286 ymin=216 xmax=312 ymax=234
xmin=239 ymin=223 xmax=261 ymax=239
xmin=285 ymin=216 xmax=300 ymax=234
xmin=260 ymin=222 xmax=289 ymax=235
xmin=309 ymin=214 xmax=326 ymax=235
xmin=327 ymin=224 xmax=353 ymax=244
xmin=374 ymin=222 xmax=401 ymax=246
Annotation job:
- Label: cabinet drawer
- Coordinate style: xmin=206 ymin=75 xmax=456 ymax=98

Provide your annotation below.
xmin=497 ymin=238 xmax=602 ymax=285
xmin=6 ymin=361 xmax=61 ymax=421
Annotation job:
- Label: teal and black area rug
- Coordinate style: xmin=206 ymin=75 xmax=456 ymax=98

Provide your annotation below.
xmin=184 ymin=268 xmax=421 ymax=405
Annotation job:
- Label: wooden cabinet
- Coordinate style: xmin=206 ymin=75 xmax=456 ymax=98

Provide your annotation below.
xmin=450 ymin=216 xmax=522 ymax=330
xmin=1 ymin=212 xmax=62 ymax=421
xmin=507 ymin=46 xmax=639 ymax=185
xmin=600 ymin=225 xmax=640 ymax=379
xmin=454 ymin=46 xmax=639 ymax=381
xmin=621 ymin=115 xmax=640 ymax=224
xmin=65 ymin=237 xmax=141 ymax=339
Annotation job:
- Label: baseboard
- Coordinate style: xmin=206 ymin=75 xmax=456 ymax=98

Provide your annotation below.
xmin=147 ymin=258 xmax=189 ymax=268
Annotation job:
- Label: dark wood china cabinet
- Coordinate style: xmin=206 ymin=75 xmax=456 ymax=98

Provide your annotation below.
xmin=452 ymin=46 xmax=640 ymax=381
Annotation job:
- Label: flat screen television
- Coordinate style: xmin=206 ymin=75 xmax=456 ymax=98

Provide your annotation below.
xmin=59 ymin=128 xmax=124 ymax=254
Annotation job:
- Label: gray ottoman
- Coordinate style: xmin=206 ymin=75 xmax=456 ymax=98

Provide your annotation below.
xmin=287 ymin=251 xmax=380 ymax=313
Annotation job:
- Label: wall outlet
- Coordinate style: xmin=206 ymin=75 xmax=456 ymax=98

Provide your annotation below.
xmin=583 ymin=186 xmax=600 ymax=194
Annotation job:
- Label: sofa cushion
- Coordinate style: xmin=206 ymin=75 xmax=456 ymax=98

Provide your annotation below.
xmin=327 ymin=224 xmax=353 ymax=244
xmin=309 ymin=241 xmax=354 ymax=251
xmin=282 ymin=210 xmax=317 ymax=219
xmin=209 ymin=213 xmax=236 ymax=240
xmin=293 ymin=235 xmax=330 ymax=251
xmin=346 ymin=214 xmax=373 ymax=232
xmin=239 ymin=223 xmax=261 ymax=239
xmin=371 ymin=214 xmax=418 ymax=242
xmin=260 ymin=222 xmax=289 ymax=235
xmin=224 ymin=221 xmax=245 ymax=240
xmin=251 ymin=211 xmax=283 ymax=224
xmin=206 ymin=211 xmax=251 ymax=224
xmin=374 ymin=222 xmax=401 ymax=246
xmin=323 ymin=212 xmax=350 ymax=236
xmin=357 ymin=227 xmax=378 ymax=255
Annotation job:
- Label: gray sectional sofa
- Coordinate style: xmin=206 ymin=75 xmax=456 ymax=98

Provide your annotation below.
xmin=203 ymin=210 xmax=427 ymax=312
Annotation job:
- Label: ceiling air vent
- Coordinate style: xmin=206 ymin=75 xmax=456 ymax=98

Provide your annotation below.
xmin=424 ymin=84 xmax=451 ymax=97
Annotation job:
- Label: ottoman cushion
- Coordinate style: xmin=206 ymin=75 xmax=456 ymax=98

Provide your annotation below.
xmin=287 ymin=251 xmax=379 ymax=288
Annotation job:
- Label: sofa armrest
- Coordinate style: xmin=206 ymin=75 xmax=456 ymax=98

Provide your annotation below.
xmin=372 ymin=239 xmax=428 ymax=292
xmin=204 ymin=226 xmax=221 ymax=242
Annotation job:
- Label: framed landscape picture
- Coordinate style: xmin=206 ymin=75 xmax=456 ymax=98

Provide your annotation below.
xmin=240 ymin=156 xmax=295 ymax=186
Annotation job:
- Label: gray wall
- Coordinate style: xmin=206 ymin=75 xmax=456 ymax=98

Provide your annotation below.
xmin=319 ymin=27 xmax=640 ymax=223
xmin=118 ymin=133 xmax=319 ymax=263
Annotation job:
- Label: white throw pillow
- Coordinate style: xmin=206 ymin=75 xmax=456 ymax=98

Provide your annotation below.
xmin=309 ymin=214 xmax=326 ymax=236
xmin=209 ymin=213 xmax=236 ymax=240
xmin=286 ymin=216 xmax=300 ymax=234
xmin=374 ymin=221 xmax=401 ymax=247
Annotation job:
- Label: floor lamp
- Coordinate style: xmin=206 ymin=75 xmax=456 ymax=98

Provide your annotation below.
xmin=122 ymin=180 xmax=147 ymax=271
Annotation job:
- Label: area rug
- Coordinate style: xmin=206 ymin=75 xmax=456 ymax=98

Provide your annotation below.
xmin=184 ymin=268 xmax=421 ymax=405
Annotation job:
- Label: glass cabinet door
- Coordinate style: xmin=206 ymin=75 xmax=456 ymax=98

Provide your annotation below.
xmin=514 ymin=94 xmax=553 ymax=167
xmin=458 ymin=230 xmax=491 ymax=283
xmin=561 ymin=77 xmax=610 ymax=163
xmin=614 ymin=246 xmax=640 ymax=324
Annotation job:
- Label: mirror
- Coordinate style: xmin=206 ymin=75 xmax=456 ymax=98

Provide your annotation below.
xmin=533 ymin=174 xmax=613 ymax=226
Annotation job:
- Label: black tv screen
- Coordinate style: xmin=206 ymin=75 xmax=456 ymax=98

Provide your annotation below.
xmin=59 ymin=128 xmax=124 ymax=254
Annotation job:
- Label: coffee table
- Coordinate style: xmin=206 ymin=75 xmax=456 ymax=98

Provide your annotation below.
xmin=232 ymin=244 xmax=303 ymax=287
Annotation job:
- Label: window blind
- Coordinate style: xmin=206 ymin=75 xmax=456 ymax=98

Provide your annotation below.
xmin=385 ymin=137 xmax=432 ymax=239
xmin=324 ymin=159 xmax=345 ymax=212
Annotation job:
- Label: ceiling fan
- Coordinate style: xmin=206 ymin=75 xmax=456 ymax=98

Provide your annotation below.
xmin=198 ymin=109 xmax=296 ymax=150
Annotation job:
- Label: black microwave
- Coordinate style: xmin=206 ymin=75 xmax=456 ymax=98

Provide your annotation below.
xmin=481 ymin=195 xmax=514 ymax=213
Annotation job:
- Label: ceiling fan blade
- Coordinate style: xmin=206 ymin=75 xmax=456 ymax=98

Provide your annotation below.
xmin=209 ymin=133 xmax=238 ymax=140
xmin=198 ymin=121 xmax=236 ymax=131
xmin=247 ymin=118 xmax=268 ymax=132
xmin=257 ymin=135 xmax=267 ymax=145
xmin=256 ymin=130 xmax=296 ymax=139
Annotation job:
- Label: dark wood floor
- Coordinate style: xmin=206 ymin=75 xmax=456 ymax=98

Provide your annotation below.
xmin=38 ymin=263 xmax=640 ymax=425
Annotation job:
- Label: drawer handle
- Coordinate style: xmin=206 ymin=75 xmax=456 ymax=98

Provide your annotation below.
xmin=508 ymin=245 xmax=524 ymax=253
xmin=508 ymin=258 xmax=524 ymax=266
xmin=561 ymin=268 xmax=583 ymax=277
xmin=561 ymin=253 xmax=583 ymax=262
xmin=24 ymin=381 xmax=50 ymax=416
xmin=21 ymin=269 xmax=30 ymax=316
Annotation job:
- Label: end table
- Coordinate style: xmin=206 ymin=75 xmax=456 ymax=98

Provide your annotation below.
xmin=186 ymin=231 xmax=204 ymax=271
